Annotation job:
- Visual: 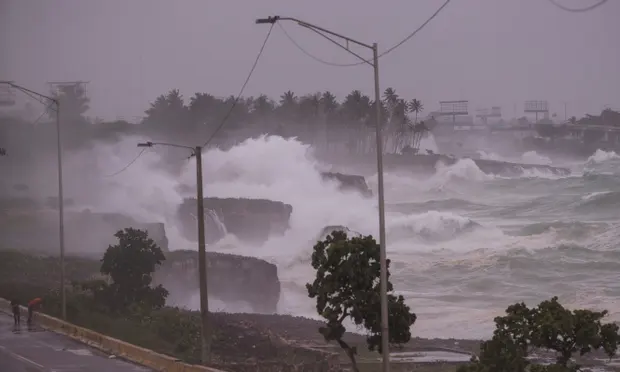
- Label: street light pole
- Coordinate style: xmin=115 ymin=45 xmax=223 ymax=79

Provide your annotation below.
xmin=137 ymin=141 xmax=211 ymax=364
xmin=55 ymin=100 xmax=67 ymax=321
xmin=1 ymin=81 xmax=67 ymax=320
xmin=372 ymin=43 xmax=390 ymax=372
xmin=255 ymin=17 xmax=391 ymax=371
xmin=194 ymin=145 xmax=211 ymax=363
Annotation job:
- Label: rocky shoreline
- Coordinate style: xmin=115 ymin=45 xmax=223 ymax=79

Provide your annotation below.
xmin=319 ymin=152 xmax=572 ymax=177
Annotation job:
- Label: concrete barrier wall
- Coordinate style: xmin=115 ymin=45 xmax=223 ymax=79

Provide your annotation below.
xmin=0 ymin=297 xmax=225 ymax=372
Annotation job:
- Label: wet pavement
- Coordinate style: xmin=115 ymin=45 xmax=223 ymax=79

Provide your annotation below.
xmin=0 ymin=312 xmax=151 ymax=372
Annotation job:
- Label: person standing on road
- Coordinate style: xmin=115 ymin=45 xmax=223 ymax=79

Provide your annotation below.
xmin=27 ymin=297 xmax=42 ymax=327
xmin=10 ymin=299 xmax=20 ymax=326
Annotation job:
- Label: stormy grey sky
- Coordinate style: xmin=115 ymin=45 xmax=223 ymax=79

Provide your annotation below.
xmin=1 ymin=0 xmax=619 ymax=121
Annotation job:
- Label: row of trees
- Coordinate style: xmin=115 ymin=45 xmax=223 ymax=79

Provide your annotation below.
xmin=142 ymin=87 xmax=430 ymax=154
xmin=1 ymin=86 xmax=431 ymax=166
xmin=535 ymin=108 xmax=620 ymax=143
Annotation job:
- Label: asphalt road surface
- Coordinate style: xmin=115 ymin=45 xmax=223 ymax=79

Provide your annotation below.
xmin=0 ymin=312 xmax=152 ymax=372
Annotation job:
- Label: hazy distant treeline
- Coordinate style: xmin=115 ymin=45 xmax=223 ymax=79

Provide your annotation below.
xmin=1 ymin=85 xmax=618 ymax=165
xmin=0 ymin=86 xmax=431 ymax=166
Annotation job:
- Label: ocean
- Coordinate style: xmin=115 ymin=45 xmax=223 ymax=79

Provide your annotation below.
xmin=63 ymin=135 xmax=620 ymax=340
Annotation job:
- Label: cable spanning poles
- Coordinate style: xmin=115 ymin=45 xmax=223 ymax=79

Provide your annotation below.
xmin=276 ymin=0 xmax=452 ymax=67
xmin=547 ymin=0 xmax=609 ymax=12
xmin=198 ymin=23 xmax=276 ymax=149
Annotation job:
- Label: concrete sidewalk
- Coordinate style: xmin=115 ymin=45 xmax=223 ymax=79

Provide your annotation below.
xmin=0 ymin=313 xmax=152 ymax=372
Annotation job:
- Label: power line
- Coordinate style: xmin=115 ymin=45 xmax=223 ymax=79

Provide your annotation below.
xmin=31 ymin=102 xmax=56 ymax=126
xmin=103 ymin=148 xmax=149 ymax=177
xmin=278 ymin=0 xmax=452 ymax=67
xmin=547 ymin=0 xmax=609 ymax=12
xmin=200 ymin=23 xmax=275 ymax=149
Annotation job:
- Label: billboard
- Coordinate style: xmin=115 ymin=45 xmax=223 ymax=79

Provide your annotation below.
xmin=524 ymin=100 xmax=549 ymax=113
xmin=439 ymin=100 xmax=469 ymax=116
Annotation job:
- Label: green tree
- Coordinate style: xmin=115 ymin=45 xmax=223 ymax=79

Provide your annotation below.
xmin=52 ymin=83 xmax=90 ymax=120
xmin=408 ymin=99 xmax=424 ymax=123
xmin=458 ymin=297 xmax=620 ymax=372
xmin=100 ymin=228 xmax=169 ymax=313
xmin=277 ymin=90 xmax=298 ymax=123
xmin=189 ymin=92 xmax=220 ymax=128
xmin=143 ymin=89 xmax=190 ymax=136
xmin=306 ymin=231 xmax=416 ymax=372
xmin=382 ymin=87 xmax=399 ymax=114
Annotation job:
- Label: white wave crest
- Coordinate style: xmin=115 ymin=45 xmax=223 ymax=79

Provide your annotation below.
xmin=587 ymin=149 xmax=620 ymax=164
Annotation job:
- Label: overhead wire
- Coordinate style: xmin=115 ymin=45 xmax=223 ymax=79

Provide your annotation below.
xmin=546 ymin=0 xmax=609 ymax=12
xmin=278 ymin=0 xmax=452 ymax=68
xmin=102 ymin=148 xmax=149 ymax=177
xmin=199 ymin=23 xmax=276 ymax=149
xmin=19 ymin=88 xmax=51 ymax=107
xmin=31 ymin=102 xmax=56 ymax=126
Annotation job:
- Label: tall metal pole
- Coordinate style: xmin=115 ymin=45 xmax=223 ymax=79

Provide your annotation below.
xmin=56 ymin=101 xmax=67 ymax=321
xmin=195 ymin=146 xmax=211 ymax=364
xmin=373 ymin=43 xmax=390 ymax=372
xmin=1 ymin=82 xmax=67 ymax=318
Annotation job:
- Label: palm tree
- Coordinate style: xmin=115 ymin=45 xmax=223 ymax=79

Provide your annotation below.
xmin=408 ymin=99 xmax=424 ymax=123
xmin=279 ymin=90 xmax=297 ymax=108
xmin=341 ymin=90 xmax=373 ymax=154
xmin=320 ymin=91 xmax=339 ymax=114
xmin=277 ymin=90 xmax=298 ymax=123
xmin=382 ymin=87 xmax=399 ymax=112
xmin=188 ymin=93 xmax=218 ymax=126
xmin=143 ymin=89 xmax=189 ymax=131
xmin=252 ymin=94 xmax=276 ymax=117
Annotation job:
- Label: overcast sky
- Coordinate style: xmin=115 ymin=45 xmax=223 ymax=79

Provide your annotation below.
xmin=1 ymin=0 xmax=618 ymax=121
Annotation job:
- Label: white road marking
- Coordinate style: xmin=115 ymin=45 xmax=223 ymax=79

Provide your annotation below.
xmin=0 ymin=344 xmax=45 ymax=369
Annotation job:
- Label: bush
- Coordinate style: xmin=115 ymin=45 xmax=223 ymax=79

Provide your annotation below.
xmin=458 ymin=297 xmax=620 ymax=372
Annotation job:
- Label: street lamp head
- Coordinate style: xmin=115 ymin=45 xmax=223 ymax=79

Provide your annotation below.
xmin=255 ymin=16 xmax=279 ymax=24
xmin=137 ymin=141 xmax=154 ymax=148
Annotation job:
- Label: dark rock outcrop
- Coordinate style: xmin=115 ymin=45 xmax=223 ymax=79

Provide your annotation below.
xmin=176 ymin=198 xmax=293 ymax=245
xmin=155 ymin=250 xmax=280 ymax=313
xmin=320 ymin=172 xmax=373 ymax=197
xmin=318 ymin=152 xmax=571 ymax=177
xmin=380 ymin=154 xmax=571 ymax=176
xmin=0 ymin=200 xmax=168 ymax=254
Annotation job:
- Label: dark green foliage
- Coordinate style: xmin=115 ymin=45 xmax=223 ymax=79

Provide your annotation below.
xmin=458 ymin=296 xmax=620 ymax=372
xmin=100 ymin=227 xmax=168 ymax=313
xmin=306 ymin=231 xmax=416 ymax=371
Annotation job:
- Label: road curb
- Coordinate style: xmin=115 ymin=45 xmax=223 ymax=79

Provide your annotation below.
xmin=0 ymin=298 xmax=226 ymax=372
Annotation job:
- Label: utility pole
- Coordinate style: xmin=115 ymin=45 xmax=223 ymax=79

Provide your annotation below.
xmin=0 ymin=81 xmax=66 ymax=320
xmin=195 ymin=145 xmax=211 ymax=363
xmin=256 ymin=16 xmax=391 ymax=372
xmin=138 ymin=141 xmax=211 ymax=364
xmin=372 ymin=43 xmax=389 ymax=371
xmin=56 ymin=101 xmax=66 ymax=321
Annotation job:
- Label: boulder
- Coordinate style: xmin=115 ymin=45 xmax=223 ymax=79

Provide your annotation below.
xmin=154 ymin=250 xmax=280 ymax=313
xmin=320 ymin=172 xmax=373 ymax=197
xmin=176 ymin=198 xmax=293 ymax=245
xmin=0 ymin=201 xmax=168 ymax=254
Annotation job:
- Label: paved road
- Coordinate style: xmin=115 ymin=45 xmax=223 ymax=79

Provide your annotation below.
xmin=0 ymin=312 xmax=152 ymax=372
